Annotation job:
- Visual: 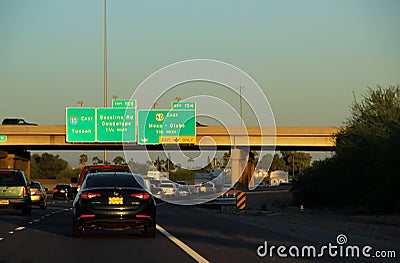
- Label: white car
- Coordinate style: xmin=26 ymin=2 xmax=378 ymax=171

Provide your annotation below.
xmin=159 ymin=183 xmax=178 ymax=197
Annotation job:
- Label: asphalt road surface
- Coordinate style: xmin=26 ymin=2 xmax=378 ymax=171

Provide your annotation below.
xmin=0 ymin=198 xmax=398 ymax=263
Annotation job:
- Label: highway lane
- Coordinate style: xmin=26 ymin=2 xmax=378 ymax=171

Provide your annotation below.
xmin=0 ymin=200 xmax=194 ymax=263
xmin=1 ymin=199 xmax=394 ymax=263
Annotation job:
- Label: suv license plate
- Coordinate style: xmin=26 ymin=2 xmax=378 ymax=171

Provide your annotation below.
xmin=0 ymin=200 xmax=9 ymax=205
xmin=109 ymin=197 xmax=123 ymax=205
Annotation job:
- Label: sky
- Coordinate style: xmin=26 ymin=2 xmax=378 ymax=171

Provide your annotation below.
xmin=1 ymin=0 xmax=399 ymax=165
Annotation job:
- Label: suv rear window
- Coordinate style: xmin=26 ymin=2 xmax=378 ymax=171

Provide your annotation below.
xmin=0 ymin=171 xmax=25 ymax=186
xmin=55 ymin=184 xmax=71 ymax=189
xmin=78 ymin=166 xmax=131 ymax=187
xmin=84 ymin=174 xmax=142 ymax=188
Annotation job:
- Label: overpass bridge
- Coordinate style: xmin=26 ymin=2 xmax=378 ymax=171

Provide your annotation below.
xmin=0 ymin=125 xmax=339 ymax=178
xmin=0 ymin=125 xmax=338 ymax=151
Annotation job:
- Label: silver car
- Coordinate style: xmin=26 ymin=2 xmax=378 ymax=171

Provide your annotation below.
xmin=30 ymin=181 xmax=47 ymax=209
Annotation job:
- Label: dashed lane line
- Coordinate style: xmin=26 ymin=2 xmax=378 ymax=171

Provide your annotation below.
xmin=156 ymin=224 xmax=210 ymax=263
xmin=1 ymin=208 xmax=69 ymax=242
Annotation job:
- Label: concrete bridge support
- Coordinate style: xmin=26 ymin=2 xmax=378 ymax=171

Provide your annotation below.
xmin=0 ymin=150 xmax=31 ymax=180
xmin=230 ymin=148 xmax=255 ymax=191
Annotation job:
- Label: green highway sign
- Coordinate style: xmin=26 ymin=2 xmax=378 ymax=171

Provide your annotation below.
xmin=171 ymin=101 xmax=196 ymax=109
xmin=66 ymin=108 xmax=96 ymax=142
xmin=112 ymin=99 xmax=136 ymax=108
xmin=96 ymin=108 xmax=136 ymax=142
xmin=0 ymin=135 xmax=7 ymax=142
xmin=138 ymin=109 xmax=196 ymax=145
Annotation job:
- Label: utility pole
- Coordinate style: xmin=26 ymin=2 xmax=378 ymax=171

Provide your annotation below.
xmin=238 ymin=86 xmax=244 ymax=125
xmin=103 ymin=0 xmax=108 ymax=162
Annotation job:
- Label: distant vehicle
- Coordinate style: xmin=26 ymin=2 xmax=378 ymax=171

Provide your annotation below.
xmin=2 ymin=118 xmax=37 ymax=126
xmin=176 ymin=186 xmax=190 ymax=197
xmin=0 ymin=169 xmax=31 ymax=215
xmin=200 ymin=182 xmax=216 ymax=194
xmin=188 ymin=185 xmax=200 ymax=195
xmin=159 ymin=183 xmax=178 ymax=197
xmin=176 ymin=181 xmax=189 ymax=186
xmin=150 ymin=186 xmax=166 ymax=200
xmin=30 ymin=181 xmax=47 ymax=209
xmin=149 ymin=179 xmax=162 ymax=187
xmin=53 ymin=184 xmax=74 ymax=200
xmin=72 ymin=172 xmax=156 ymax=238
xmin=76 ymin=164 xmax=131 ymax=190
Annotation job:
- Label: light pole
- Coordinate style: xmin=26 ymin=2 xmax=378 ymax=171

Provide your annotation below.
xmin=238 ymin=86 xmax=244 ymax=125
xmin=103 ymin=0 xmax=108 ymax=162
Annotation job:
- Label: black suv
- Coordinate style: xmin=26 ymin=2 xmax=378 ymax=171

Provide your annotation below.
xmin=0 ymin=169 xmax=32 ymax=215
xmin=2 ymin=118 xmax=37 ymax=126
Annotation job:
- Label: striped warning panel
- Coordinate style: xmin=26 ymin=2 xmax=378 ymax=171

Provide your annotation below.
xmin=236 ymin=192 xmax=246 ymax=210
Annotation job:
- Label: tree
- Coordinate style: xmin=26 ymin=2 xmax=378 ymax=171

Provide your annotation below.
xmin=281 ymin=151 xmax=312 ymax=178
xmin=113 ymin=156 xmax=125 ymax=165
xmin=79 ymin=154 xmax=88 ymax=167
xmin=222 ymin=152 xmax=230 ymax=168
xmin=31 ymin=153 xmax=69 ymax=179
xmin=268 ymin=154 xmax=287 ymax=171
xmin=153 ymin=156 xmax=165 ymax=171
xmin=128 ymin=159 xmax=148 ymax=175
xmin=295 ymin=84 xmax=400 ymax=212
xmin=92 ymin=156 xmax=103 ymax=164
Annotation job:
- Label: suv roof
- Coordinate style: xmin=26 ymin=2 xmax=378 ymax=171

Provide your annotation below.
xmin=77 ymin=164 xmax=131 ymax=188
xmin=2 ymin=118 xmax=37 ymax=126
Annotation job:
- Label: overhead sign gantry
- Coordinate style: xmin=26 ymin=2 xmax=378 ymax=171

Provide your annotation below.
xmin=66 ymin=100 xmax=196 ymax=144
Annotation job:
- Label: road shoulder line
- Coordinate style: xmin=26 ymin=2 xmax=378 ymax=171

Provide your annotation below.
xmin=156 ymin=224 xmax=209 ymax=263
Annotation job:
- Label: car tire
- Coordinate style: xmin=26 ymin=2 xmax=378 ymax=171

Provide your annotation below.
xmin=21 ymin=206 xmax=31 ymax=215
xmin=72 ymin=224 xmax=83 ymax=238
xmin=40 ymin=199 xmax=47 ymax=209
xmin=142 ymin=221 xmax=156 ymax=238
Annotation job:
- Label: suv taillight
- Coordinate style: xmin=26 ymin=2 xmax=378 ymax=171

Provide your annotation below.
xmin=23 ymin=187 xmax=28 ymax=196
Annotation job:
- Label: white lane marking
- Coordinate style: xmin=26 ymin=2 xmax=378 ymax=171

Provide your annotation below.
xmin=33 ymin=219 xmax=41 ymax=223
xmin=0 ymin=237 xmax=3 ymax=241
xmin=8 ymin=231 xmax=14 ymax=234
xmin=45 ymin=214 xmax=51 ymax=217
xmin=156 ymin=224 xmax=209 ymax=263
xmin=15 ymin=227 xmax=25 ymax=231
